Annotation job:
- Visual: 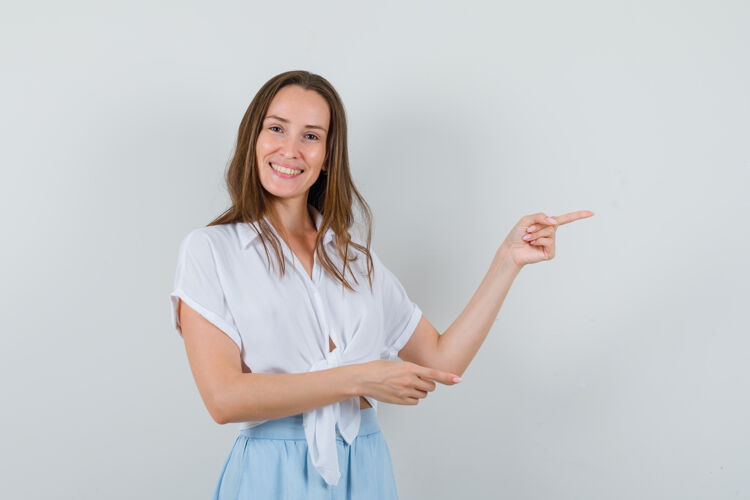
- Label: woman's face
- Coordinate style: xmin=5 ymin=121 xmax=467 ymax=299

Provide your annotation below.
xmin=256 ymin=84 xmax=330 ymax=204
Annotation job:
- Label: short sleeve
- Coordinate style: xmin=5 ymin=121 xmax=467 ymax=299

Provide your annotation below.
xmin=169 ymin=229 xmax=243 ymax=352
xmin=373 ymin=250 xmax=423 ymax=360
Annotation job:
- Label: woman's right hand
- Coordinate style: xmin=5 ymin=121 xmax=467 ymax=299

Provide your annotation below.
xmin=355 ymin=360 xmax=462 ymax=405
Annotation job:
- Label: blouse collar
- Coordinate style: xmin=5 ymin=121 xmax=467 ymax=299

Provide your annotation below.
xmin=237 ymin=203 xmax=336 ymax=249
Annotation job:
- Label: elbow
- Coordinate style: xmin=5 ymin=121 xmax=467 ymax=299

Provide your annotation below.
xmin=207 ymin=391 xmax=232 ymax=425
xmin=445 ymin=364 xmax=465 ymax=379
xmin=435 ymin=343 xmax=465 ymax=379
xmin=211 ymin=408 xmax=229 ymax=426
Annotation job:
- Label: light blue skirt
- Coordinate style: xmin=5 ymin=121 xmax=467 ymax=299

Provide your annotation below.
xmin=212 ymin=408 xmax=399 ymax=499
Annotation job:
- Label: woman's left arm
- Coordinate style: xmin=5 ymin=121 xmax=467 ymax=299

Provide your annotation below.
xmin=397 ymin=210 xmax=594 ymax=378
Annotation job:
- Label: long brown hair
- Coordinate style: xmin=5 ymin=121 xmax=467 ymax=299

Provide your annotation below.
xmin=208 ymin=70 xmax=374 ymax=292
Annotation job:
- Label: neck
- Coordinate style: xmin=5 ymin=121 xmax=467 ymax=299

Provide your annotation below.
xmin=267 ymin=198 xmax=317 ymax=239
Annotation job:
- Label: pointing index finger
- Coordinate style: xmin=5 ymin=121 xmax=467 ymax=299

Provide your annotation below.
xmin=551 ymin=210 xmax=595 ymax=226
xmin=418 ymin=366 xmax=463 ymax=385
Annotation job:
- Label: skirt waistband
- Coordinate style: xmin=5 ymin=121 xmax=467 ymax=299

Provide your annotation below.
xmin=239 ymin=407 xmax=380 ymax=441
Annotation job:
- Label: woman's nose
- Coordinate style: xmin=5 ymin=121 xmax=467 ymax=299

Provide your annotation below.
xmin=278 ymin=134 xmax=299 ymax=158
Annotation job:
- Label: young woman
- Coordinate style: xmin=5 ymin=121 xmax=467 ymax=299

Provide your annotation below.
xmin=169 ymin=70 xmax=593 ymax=499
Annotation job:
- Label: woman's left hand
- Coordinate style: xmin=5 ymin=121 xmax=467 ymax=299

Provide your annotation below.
xmin=500 ymin=210 xmax=595 ymax=268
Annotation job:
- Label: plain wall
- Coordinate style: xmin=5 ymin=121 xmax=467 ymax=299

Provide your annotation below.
xmin=1 ymin=1 xmax=748 ymax=498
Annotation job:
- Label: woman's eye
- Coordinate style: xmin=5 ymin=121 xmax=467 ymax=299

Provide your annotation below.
xmin=267 ymin=126 xmax=317 ymax=141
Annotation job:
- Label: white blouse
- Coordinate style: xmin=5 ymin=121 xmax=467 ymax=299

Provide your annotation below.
xmin=169 ymin=204 xmax=423 ymax=486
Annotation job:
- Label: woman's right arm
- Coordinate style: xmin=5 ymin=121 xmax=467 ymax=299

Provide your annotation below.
xmin=178 ymin=300 xmax=460 ymax=424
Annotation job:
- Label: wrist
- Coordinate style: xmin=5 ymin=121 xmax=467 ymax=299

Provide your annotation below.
xmin=345 ymin=363 xmax=364 ymax=399
xmin=492 ymin=244 xmax=523 ymax=274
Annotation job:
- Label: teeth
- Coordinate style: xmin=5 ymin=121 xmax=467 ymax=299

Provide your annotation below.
xmin=271 ymin=163 xmax=302 ymax=175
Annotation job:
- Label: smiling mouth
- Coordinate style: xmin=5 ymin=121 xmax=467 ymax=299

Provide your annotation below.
xmin=269 ymin=162 xmax=303 ymax=176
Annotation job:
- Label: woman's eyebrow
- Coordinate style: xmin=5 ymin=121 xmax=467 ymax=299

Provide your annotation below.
xmin=264 ymin=115 xmax=327 ymax=133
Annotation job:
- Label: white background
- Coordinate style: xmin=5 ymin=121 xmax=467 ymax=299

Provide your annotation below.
xmin=2 ymin=1 xmax=748 ymax=498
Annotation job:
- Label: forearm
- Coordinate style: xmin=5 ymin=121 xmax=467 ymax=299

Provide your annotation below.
xmin=216 ymin=364 xmax=360 ymax=424
xmin=436 ymin=245 xmax=522 ymax=377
